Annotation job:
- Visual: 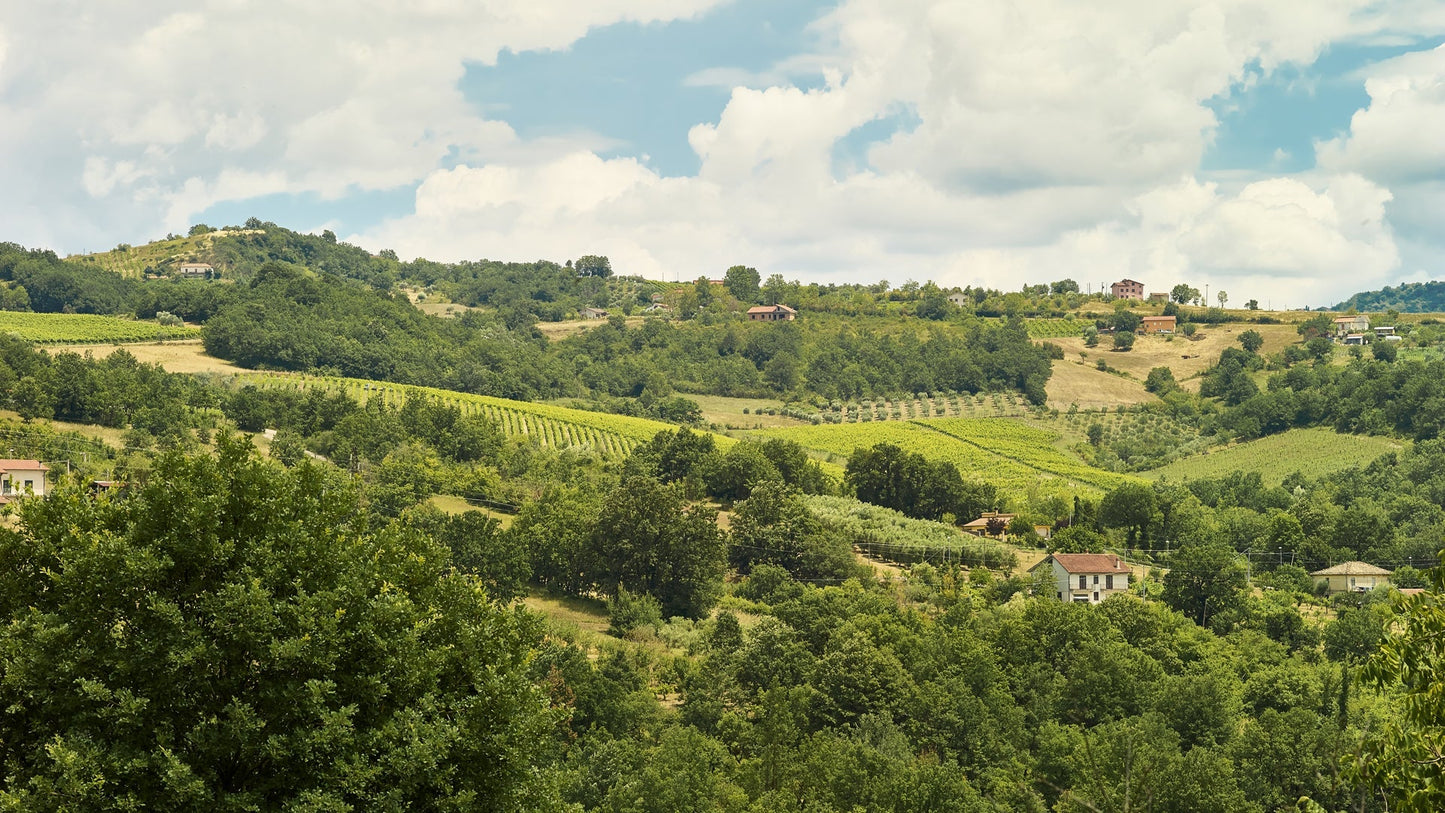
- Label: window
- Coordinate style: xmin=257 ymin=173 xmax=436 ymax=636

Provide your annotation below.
xmin=1093 ymin=592 xmax=1099 ymax=602
xmin=1093 ymin=575 xmax=1099 ymax=585
xmin=1105 ymin=575 xmax=1114 ymax=590
xmin=1078 ymin=575 xmax=1087 ymax=590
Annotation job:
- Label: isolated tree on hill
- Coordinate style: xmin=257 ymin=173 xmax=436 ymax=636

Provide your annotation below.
xmin=574 ymin=254 xmax=612 ymax=277
xmin=1238 ymin=329 xmax=1264 ymax=353
xmin=1051 ymin=279 xmax=1080 ymax=294
xmin=0 ymin=436 xmax=558 ymax=810
xmin=1246 ymin=299 xmax=1259 ymax=310
xmin=1113 ymin=331 xmax=1136 ymax=351
xmin=723 ymin=265 xmax=761 ymax=303
xmin=1171 ymin=284 xmax=1199 ymax=305
xmin=1217 ymin=290 xmax=1228 ymax=308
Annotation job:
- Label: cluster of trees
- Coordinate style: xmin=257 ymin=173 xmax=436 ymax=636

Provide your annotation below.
xmin=844 ymin=442 xmax=999 ymax=523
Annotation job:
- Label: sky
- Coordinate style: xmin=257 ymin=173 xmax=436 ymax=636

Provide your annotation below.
xmin=3 ymin=1 xmax=1445 ymax=307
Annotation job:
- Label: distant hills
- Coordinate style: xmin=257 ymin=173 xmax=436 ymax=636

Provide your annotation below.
xmin=1335 ymin=281 xmax=1445 ymax=312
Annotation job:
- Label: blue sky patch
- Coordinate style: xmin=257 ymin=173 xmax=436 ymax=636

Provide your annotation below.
xmin=461 ymin=0 xmax=837 ymax=177
xmin=1203 ymin=37 xmax=1445 ymax=174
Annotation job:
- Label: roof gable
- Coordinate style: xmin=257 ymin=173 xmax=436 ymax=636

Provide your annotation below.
xmin=1049 ymin=553 xmax=1131 ymax=574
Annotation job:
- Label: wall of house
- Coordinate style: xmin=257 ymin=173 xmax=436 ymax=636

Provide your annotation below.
xmin=1049 ymin=561 xmax=1129 ymax=604
xmin=1318 ymin=574 xmax=1390 ymax=594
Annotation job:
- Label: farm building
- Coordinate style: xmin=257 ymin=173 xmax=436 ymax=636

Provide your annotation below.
xmin=1342 ymin=334 xmax=1366 ymax=346
xmin=1030 ymin=553 xmax=1132 ymax=604
xmin=176 ymin=262 xmax=212 ymax=278
xmin=0 ymin=459 xmax=48 ymax=502
xmin=1148 ymin=292 xmax=1169 ymax=303
xmin=1110 ymin=279 xmax=1145 ymax=299
xmin=947 ymin=292 xmax=970 ymax=307
xmin=1311 ymin=561 xmax=1392 ymax=594
xmin=579 ymin=307 xmax=609 ymax=319
xmin=1140 ymin=315 xmax=1176 ymax=334
xmin=747 ymin=305 xmax=797 ymax=322
xmin=1333 ymin=315 xmax=1369 ymax=337
xmin=961 ymin=512 xmax=1015 ymax=538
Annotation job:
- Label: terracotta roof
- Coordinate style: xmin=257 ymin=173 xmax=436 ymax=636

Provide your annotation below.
xmin=746 ymin=305 xmax=796 ymax=314
xmin=1142 ymin=316 xmax=1175 ymax=322
xmin=1048 ymin=553 xmax=1131 ymax=574
xmin=1311 ymin=561 xmax=1392 ymax=577
xmin=0 ymin=459 xmax=48 ymax=471
xmin=961 ymin=512 xmax=1015 ymax=529
xmin=1113 ymin=279 xmax=1143 ymax=286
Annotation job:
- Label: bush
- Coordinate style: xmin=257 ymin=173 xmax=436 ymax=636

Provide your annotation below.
xmin=608 ymin=585 xmax=663 ymax=637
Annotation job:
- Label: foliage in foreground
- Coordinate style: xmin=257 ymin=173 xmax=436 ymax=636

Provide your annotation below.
xmin=0 ymin=437 xmax=558 ymax=810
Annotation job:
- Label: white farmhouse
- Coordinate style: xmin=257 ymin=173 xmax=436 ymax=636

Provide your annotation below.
xmin=0 ymin=459 xmax=48 ymax=502
xmin=1031 ymin=553 xmax=1132 ymax=604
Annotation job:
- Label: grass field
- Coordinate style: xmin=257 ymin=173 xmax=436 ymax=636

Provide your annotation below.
xmin=750 ymin=418 xmax=1138 ymax=506
xmin=0 ymin=312 xmax=200 ymax=344
xmin=1045 ymin=358 xmax=1157 ymax=409
xmin=1045 ymin=323 xmax=1300 ymax=390
xmin=44 ymin=340 xmax=244 ymax=374
xmin=1142 ymin=427 xmax=1404 ymax=484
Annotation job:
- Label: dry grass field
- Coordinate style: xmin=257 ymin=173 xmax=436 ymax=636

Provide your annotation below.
xmin=1045 ymin=359 xmax=1157 ymax=409
xmin=533 ymin=315 xmax=649 ymax=339
xmin=45 ymin=340 xmax=244 ymax=375
xmin=1045 ymin=322 xmax=1299 ymax=391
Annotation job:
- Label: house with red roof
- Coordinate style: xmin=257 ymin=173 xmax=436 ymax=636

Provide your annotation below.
xmin=1030 ymin=552 xmax=1132 ymax=604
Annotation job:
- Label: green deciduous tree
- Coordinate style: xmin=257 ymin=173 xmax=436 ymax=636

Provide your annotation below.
xmin=0 ymin=437 xmax=558 ymax=810
xmin=723 ymin=265 xmax=761 ymax=303
xmin=1162 ymin=542 xmax=1248 ymax=627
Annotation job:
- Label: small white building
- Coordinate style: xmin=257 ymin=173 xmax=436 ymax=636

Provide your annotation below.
xmin=1031 ymin=553 xmax=1132 ymax=604
xmin=947 ymin=292 xmax=970 ymax=307
xmin=176 ymin=262 xmax=213 ymax=278
xmin=1334 ymin=315 xmax=1370 ymax=337
xmin=0 ymin=459 xmax=48 ymax=502
xmin=579 ymin=307 xmax=609 ymax=319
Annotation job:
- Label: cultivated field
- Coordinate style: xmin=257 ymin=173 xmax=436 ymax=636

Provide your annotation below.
xmin=750 ymin=419 xmax=1139 ymax=505
xmin=0 ymin=312 xmax=200 ymax=344
xmin=1142 ymin=427 xmax=1404 ymax=484
xmin=234 ymin=373 xmax=722 ymax=459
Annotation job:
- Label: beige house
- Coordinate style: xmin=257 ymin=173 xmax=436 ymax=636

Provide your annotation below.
xmin=176 ymin=262 xmax=213 ymax=278
xmin=1140 ymin=315 xmax=1176 ymax=334
xmin=1031 ymin=553 xmax=1132 ymax=604
xmin=0 ymin=459 xmax=48 ymax=502
xmin=746 ymin=305 xmax=797 ymax=322
xmin=579 ymin=307 xmax=609 ymax=319
xmin=961 ymin=511 xmax=1015 ymax=538
xmin=1333 ymin=315 xmax=1370 ymax=337
xmin=1311 ymin=561 xmax=1392 ymax=594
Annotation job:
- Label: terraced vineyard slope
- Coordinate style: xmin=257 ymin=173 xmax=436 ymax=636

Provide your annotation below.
xmin=0 ymin=312 xmax=200 ymax=343
xmin=234 ymin=373 xmax=723 ymax=458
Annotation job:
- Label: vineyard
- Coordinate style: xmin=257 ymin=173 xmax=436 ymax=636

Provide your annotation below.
xmin=1142 ymin=427 xmax=1404 ymax=485
xmin=1024 ymin=318 xmax=1094 ymax=339
xmin=1057 ymin=407 xmax=1211 ymax=471
xmin=0 ymin=312 xmax=200 ymax=343
xmin=752 ymin=419 xmax=1135 ymax=504
xmin=779 ymin=390 xmax=1035 ymax=425
xmin=915 ymin=417 xmax=1132 ymax=491
xmin=233 ymin=373 xmax=721 ymax=459
xmin=807 ymin=496 xmax=1019 ymax=570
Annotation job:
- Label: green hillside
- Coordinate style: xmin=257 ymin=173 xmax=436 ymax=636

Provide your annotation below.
xmin=1142 ymin=427 xmax=1404 ymax=484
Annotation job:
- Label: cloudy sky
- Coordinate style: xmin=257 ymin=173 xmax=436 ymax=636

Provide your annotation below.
xmin=3 ymin=1 xmax=1444 ymax=307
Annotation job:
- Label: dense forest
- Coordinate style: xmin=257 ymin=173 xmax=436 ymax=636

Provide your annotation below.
xmin=1335 ymin=281 xmax=1445 ymax=313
